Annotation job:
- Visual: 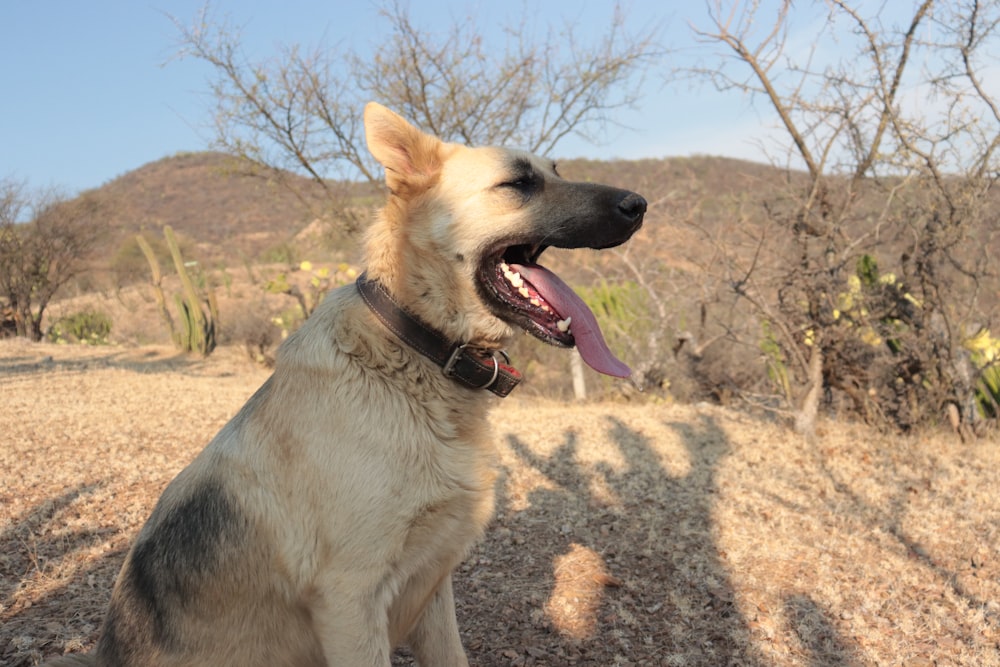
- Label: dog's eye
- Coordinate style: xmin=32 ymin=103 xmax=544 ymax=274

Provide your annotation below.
xmin=499 ymin=174 xmax=536 ymax=191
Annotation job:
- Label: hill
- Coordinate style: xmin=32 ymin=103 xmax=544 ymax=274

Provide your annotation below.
xmin=77 ymin=151 xmax=377 ymax=268
xmin=69 ymin=150 xmax=788 ymax=281
xmin=65 ymin=149 xmax=1000 ymax=283
xmin=38 ymin=150 xmax=1000 ymax=428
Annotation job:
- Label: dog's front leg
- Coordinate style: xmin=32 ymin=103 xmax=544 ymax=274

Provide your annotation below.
xmin=406 ymin=574 xmax=469 ymax=667
xmin=312 ymin=588 xmax=393 ymax=666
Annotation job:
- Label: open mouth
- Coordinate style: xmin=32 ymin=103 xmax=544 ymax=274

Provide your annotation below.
xmin=476 ymin=243 xmax=632 ymax=378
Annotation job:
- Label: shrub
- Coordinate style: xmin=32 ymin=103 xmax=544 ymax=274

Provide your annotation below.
xmin=222 ymin=306 xmax=281 ymax=367
xmin=966 ymin=328 xmax=1000 ymax=420
xmin=48 ymin=310 xmax=112 ymax=345
xmin=272 ymin=306 xmax=306 ymax=340
xmin=259 ymin=242 xmax=298 ymax=266
xmin=264 ymin=261 xmax=358 ymax=322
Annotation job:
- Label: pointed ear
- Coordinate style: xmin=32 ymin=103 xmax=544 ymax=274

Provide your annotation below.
xmin=364 ymin=102 xmax=442 ymax=195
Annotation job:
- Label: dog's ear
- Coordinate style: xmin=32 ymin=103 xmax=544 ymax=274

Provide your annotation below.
xmin=364 ymin=102 xmax=442 ymax=196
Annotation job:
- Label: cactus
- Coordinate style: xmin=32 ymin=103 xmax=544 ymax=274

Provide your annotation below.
xmin=578 ymin=279 xmax=645 ymax=343
xmin=576 ymin=279 xmax=647 ymax=390
xmin=137 ymin=226 xmax=218 ymax=356
xmin=978 ymin=366 xmax=1000 ymax=418
xmin=760 ymin=319 xmax=792 ymax=403
xmin=135 ymin=234 xmax=177 ymax=343
xmin=965 ymin=327 xmax=1000 ymax=419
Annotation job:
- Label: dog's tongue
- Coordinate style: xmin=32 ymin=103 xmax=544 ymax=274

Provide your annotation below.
xmin=512 ymin=263 xmax=632 ymax=378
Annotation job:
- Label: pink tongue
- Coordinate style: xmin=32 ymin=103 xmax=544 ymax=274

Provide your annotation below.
xmin=512 ymin=263 xmax=632 ymax=378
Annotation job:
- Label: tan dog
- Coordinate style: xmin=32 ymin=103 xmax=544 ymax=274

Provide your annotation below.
xmin=44 ymin=103 xmax=646 ymax=666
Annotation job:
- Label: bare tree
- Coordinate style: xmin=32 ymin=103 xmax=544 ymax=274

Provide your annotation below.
xmin=683 ymin=0 xmax=1000 ymax=435
xmin=171 ymin=1 xmax=662 ymax=224
xmin=0 ymin=181 xmax=104 ymax=341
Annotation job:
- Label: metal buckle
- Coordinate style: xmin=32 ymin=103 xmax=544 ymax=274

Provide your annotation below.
xmin=443 ymin=344 xmax=509 ymax=390
xmin=443 ymin=343 xmax=470 ymax=377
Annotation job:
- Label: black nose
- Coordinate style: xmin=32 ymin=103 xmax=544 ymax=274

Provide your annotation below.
xmin=618 ymin=192 xmax=647 ymax=223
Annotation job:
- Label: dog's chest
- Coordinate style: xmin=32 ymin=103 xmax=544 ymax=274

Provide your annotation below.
xmin=404 ymin=429 xmax=497 ymax=536
xmin=392 ymin=409 xmax=499 ymax=560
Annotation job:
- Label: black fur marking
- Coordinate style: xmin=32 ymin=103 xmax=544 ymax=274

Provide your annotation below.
xmin=498 ymin=158 xmax=541 ymax=199
xmin=95 ymin=605 xmax=127 ymax=666
xmin=126 ymin=479 xmax=244 ymax=649
xmin=506 ymin=157 xmax=534 ymax=180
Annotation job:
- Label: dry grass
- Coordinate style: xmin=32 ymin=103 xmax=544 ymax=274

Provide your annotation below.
xmin=2 ymin=338 xmax=998 ymax=666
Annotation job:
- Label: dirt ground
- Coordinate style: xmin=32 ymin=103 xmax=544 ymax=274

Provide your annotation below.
xmin=2 ymin=338 xmax=998 ymax=666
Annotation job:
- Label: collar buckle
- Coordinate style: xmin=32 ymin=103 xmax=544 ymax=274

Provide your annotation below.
xmin=443 ymin=343 xmax=471 ymax=378
xmin=444 ymin=344 xmax=511 ymax=390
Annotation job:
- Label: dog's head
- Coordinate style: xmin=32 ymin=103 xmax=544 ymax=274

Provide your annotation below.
xmin=363 ymin=102 xmax=646 ymax=378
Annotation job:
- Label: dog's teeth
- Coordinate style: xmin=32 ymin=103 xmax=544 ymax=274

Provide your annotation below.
xmin=500 ymin=261 xmax=509 ymax=271
xmin=541 ymin=304 xmax=550 ymax=313
xmin=530 ymin=298 xmax=540 ymax=307
xmin=556 ymin=317 xmax=572 ymax=333
xmin=518 ymin=286 xmax=530 ymax=298
xmin=502 ymin=265 xmax=524 ymax=289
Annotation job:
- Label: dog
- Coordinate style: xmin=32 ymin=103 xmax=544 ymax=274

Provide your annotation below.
xmin=43 ymin=102 xmax=646 ymax=666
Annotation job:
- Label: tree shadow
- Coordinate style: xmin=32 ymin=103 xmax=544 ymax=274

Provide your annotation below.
xmin=783 ymin=595 xmax=865 ymax=667
xmin=13 ymin=411 xmax=796 ymax=666
xmin=0 ymin=347 xmax=210 ymax=379
xmin=815 ymin=449 xmax=998 ymax=627
xmin=0 ymin=484 xmax=128 ymax=666
xmin=440 ymin=412 xmax=765 ymax=666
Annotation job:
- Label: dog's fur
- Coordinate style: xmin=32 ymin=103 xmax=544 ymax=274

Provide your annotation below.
xmin=43 ymin=103 xmax=645 ymax=666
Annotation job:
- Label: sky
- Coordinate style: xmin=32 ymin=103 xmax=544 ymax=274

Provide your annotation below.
xmin=0 ymin=1 xmax=930 ymax=197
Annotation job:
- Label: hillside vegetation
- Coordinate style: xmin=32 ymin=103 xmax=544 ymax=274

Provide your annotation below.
xmin=28 ymin=151 xmax=999 ymax=437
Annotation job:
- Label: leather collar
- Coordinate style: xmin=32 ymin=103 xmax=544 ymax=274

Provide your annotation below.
xmin=356 ymin=273 xmax=522 ymax=397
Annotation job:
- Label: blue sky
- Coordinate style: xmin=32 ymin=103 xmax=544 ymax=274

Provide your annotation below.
xmin=0 ymin=1 xmax=850 ymax=195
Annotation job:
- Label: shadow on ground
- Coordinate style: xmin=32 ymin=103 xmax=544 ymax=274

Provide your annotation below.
xmin=0 ymin=485 xmax=127 ymax=667
xmin=0 ymin=347 xmax=203 ymax=378
xmin=423 ymin=413 xmax=768 ymax=666
xmin=7 ymin=411 xmax=871 ymax=666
